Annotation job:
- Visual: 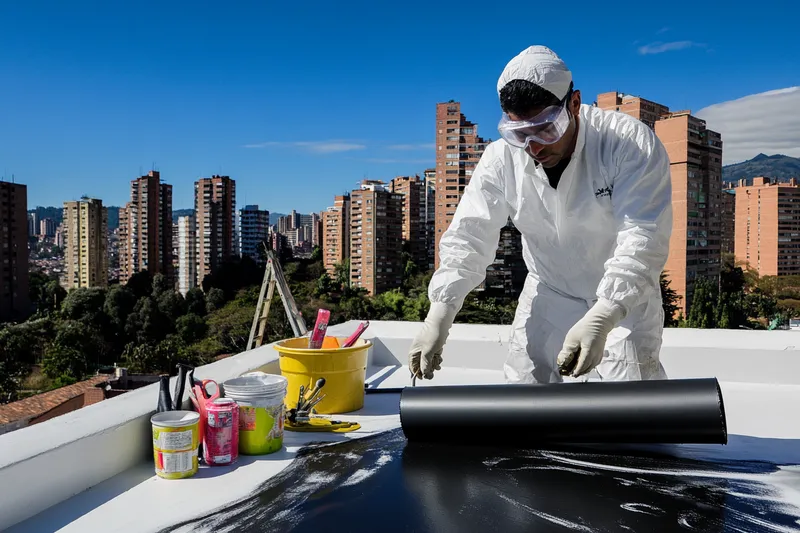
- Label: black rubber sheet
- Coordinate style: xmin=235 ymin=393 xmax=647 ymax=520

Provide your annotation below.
xmin=400 ymin=378 xmax=727 ymax=446
xmin=162 ymin=428 xmax=800 ymax=532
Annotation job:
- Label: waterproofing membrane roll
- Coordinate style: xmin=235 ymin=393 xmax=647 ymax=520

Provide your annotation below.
xmin=400 ymin=378 xmax=727 ymax=446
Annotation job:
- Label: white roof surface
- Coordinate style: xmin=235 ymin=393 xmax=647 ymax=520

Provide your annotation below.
xmin=2 ymin=322 xmax=800 ymax=532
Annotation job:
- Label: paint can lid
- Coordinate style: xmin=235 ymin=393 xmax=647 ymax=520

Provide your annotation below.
xmin=151 ymin=410 xmax=200 ymax=428
xmin=210 ymin=398 xmax=237 ymax=407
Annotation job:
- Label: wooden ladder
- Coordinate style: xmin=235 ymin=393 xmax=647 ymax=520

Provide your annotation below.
xmin=246 ymin=246 xmax=308 ymax=350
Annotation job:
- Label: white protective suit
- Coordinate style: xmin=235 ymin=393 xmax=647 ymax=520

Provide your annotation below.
xmin=429 ymin=102 xmax=673 ymax=383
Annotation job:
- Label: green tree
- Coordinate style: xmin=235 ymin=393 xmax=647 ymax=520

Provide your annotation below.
xmin=316 ymin=273 xmax=334 ymax=297
xmin=151 ymin=273 xmax=172 ymax=299
xmin=157 ymin=290 xmax=187 ymax=323
xmin=60 ymin=287 xmax=107 ymax=328
xmin=185 ymin=287 xmax=207 ymax=316
xmin=125 ymin=297 xmax=170 ymax=345
xmin=205 ymin=298 xmax=257 ymax=355
xmin=176 ymin=313 xmax=208 ymax=345
xmin=333 ymin=259 xmax=350 ymax=289
xmin=311 ymin=246 xmax=322 ymax=262
xmin=0 ymin=326 xmax=35 ymax=401
xmin=42 ymin=320 xmax=106 ymax=378
xmin=205 ymin=288 xmax=226 ymax=314
xmin=104 ymin=284 xmax=137 ymax=348
xmin=125 ymin=271 xmax=153 ymax=300
xmin=685 ymin=277 xmax=718 ymax=329
xmin=660 ymin=272 xmax=681 ymax=327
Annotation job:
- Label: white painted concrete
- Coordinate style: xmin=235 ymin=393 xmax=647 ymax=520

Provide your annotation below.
xmin=1 ymin=321 xmax=800 ymax=532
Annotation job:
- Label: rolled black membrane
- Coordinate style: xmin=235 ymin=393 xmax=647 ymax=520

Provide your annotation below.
xmin=400 ymin=377 xmax=727 ymax=446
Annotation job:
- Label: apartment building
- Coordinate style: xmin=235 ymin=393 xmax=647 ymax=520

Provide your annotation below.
xmin=63 ymin=198 xmax=108 ymax=289
xmin=322 ymin=195 xmax=350 ymax=279
xmin=721 ymin=189 xmax=736 ymax=254
xmin=118 ymin=171 xmax=173 ymax=284
xmin=735 ymin=177 xmax=800 ymax=276
xmin=239 ymin=205 xmax=270 ymax=264
xmin=0 ymin=182 xmax=30 ymax=321
xmin=195 ymin=175 xmax=236 ymax=287
xmin=390 ymin=175 xmax=426 ymax=267
xmin=434 ymin=101 xmax=490 ymax=269
xmin=177 ymin=215 xmax=196 ymax=296
xmin=350 ymin=181 xmax=403 ymax=295
xmin=598 ymin=92 xmax=723 ymax=315
xmin=423 ymin=169 xmax=436 ymax=270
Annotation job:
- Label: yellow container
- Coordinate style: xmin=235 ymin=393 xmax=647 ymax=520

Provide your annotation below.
xmin=274 ymin=337 xmax=371 ymax=414
xmin=151 ymin=411 xmax=200 ymax=480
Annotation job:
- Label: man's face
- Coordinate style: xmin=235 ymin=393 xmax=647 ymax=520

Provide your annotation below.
xmin=508 ymin=89 xmax=582 ymax=168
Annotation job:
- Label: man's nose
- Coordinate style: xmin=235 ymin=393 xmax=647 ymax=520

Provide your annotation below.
xmin=527 ymin=142 xmax=545 ymax=155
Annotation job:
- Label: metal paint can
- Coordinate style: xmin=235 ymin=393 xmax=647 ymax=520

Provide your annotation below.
xmin=151 ymin=410 xmax=200 ymax=479
xmin=203 ymin=398 xmax=239 ymax=466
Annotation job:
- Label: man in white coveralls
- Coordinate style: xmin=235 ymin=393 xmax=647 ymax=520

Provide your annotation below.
xmin=409 ymin=45 xmax=673 ymax=383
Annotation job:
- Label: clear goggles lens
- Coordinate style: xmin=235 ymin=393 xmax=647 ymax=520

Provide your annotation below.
xmin=497 ymin=101 xmax=571 ymax=148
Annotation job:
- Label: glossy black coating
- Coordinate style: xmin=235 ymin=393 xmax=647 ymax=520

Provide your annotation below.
xmin=400 ymin=378 xmax=727 ymax=445
xmin=162 ymin=428 xmax=800 ymax=533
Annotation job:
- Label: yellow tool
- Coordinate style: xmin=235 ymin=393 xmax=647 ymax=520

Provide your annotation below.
xmin=285 ymin=417 xmax=361 ymax=433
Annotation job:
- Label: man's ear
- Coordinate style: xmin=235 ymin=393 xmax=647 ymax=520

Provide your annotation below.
xmin=571 ymin=89 xmax=582 ymax=115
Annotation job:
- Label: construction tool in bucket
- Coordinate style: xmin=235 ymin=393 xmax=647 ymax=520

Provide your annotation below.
xmin=285 ymin=376 xmax=361 ymax=433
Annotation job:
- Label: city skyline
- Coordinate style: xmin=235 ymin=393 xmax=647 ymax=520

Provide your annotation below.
xmin=1 ymin=2 xmax=798 ymax=214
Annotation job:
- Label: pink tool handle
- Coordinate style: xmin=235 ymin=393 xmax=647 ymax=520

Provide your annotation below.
xmin=342 ymin=321 xmax=370 ymax=347
xmin=308 ymin=309 xmax=330 ymax=349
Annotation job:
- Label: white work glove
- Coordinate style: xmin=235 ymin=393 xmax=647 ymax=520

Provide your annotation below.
xmin=408 ymin=302 xmax=459 ymax=380
xmin=556 ymin=300 xmax=625 ymax=378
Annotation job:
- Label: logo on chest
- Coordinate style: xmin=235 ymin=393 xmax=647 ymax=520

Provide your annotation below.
xmin=594 ymin=185 xmax=613 ymax=199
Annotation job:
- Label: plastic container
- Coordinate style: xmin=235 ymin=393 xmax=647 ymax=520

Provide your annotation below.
xmin=222 ymin=374 xmax=287 ymax=455
xmin=151 ymin=410 xmax=200 ymax=479
xmin=274 ymin=337 xmax=371 ymax=414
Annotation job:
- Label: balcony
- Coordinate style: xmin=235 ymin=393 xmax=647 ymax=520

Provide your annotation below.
xmin=1 ymin=322 xmax=800 ymax=531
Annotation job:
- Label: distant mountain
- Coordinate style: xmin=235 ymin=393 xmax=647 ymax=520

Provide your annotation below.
xmin=723 ymin=153 xmax=800 ymax=186
xmin=172 ymin=209 xmax=195 ymax=223
xmin=28 ymin=206 xmax=63 ymax=224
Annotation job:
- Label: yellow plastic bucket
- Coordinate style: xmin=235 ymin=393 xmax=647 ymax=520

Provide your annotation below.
xmin=274 ymin=337 xmax=371 ymax=414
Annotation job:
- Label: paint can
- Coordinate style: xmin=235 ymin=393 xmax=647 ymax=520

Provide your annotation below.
xmin=203 ymin=398 xmax=239 ymax=466
xmin=151 ymin=410 xmax=200 ymax=479
xmin=223 ymin=373 xmax=287 ymax=455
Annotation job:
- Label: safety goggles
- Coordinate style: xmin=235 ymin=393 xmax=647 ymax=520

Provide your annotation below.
xmin=497 ymin=94 xmax=571 ymax=148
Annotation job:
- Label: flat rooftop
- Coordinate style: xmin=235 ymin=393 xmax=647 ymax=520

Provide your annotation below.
xmin=1 ymin=321 xmax=799 ymax=532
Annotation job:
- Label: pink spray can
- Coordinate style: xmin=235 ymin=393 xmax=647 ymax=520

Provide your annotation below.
xmin=203 ymin=398 xmax=239 ymax=466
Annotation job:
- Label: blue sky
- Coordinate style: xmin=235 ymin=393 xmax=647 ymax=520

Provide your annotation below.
xmin=1 ymin=0 xmax=798 ymax=213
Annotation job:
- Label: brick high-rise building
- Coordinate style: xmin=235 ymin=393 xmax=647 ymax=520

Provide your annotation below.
xmin=350 ymin=181 xmax=403 ymax=295
xmin=721 ymin=189 xmax=736 ymax=254
xmin=177 ymin=215 xmax=196 ymax=296
xmin=322 ymin=195 xmax=350 ymax=279
xmin=239 ymin=205 xmax=270 ymax=264
xmin=390 ymin=175 xmax=427 ymax=267
xmin=598 ymin=92 xmax=723 ymax=315
xmin=596 ymin=92 xmax=670 ymax=130
xmin=0 ymin=182 xmax=30 ymax=321
xmin=423 ymin=169 xmax=436 ymax=270
xmin=195 ymin=175 xmax=236 ymax=287
xmin=63 ymin=198 xmax=108 ymax=289
xmin=434 ymin=101 xmax=490 ymax=269
xmin=734 ymin=177 xmax=800 ymax=276
xmin=118 ymin=171 xmax=173 ymax=285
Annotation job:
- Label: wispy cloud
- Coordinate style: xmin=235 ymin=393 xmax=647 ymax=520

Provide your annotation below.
xmin=637 ymin=40 xmax=703 ymax=55
xmin=696 ymin=86 xmax=800 ymax=165
xmin=359 ymin=158 xmax=434 ymax=164
xmin=656 ymin=26 xmax=670 ymax=35
xmin=386 ymin=143 xmax=435 ymax=151
xmin=244 ymin=140 xmax=366 ymax=153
